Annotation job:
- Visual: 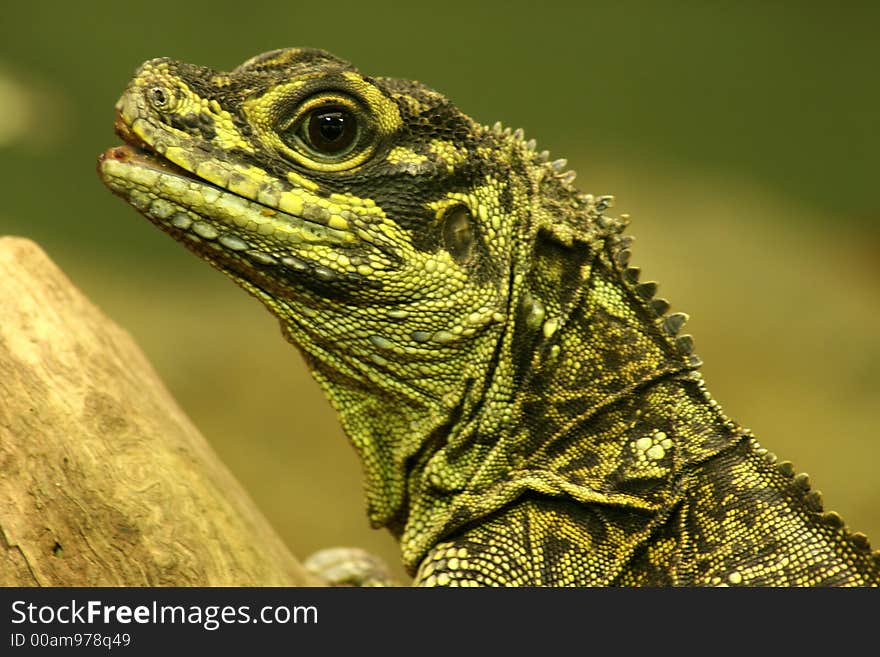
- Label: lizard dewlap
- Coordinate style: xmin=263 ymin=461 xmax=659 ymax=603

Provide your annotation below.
xmin=98 ymin=48 xmax=880 ymax=586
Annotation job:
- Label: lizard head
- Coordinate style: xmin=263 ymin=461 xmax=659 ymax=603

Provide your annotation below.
xmin=98 ymin=49 xmax=524 ymax=392
xmin=98 ymin=47 xmax=620 ymax=527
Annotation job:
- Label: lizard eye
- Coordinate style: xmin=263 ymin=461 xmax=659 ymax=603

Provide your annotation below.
xmin=276 ymin=94 xmax=371 ymax=169
xmin=301 ymin=104 xmax=358 ymax=155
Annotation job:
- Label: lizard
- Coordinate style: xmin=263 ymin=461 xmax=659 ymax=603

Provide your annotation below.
xmin=97 ymin=47 xmax=880 ymax=586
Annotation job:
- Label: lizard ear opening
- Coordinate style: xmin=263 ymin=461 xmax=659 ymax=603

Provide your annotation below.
xmin=441 ymin=205 xmax=476 ymax=266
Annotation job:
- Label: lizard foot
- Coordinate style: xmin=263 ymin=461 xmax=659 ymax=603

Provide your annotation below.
xmin=304 ymin=547 xmax=398 ymax=587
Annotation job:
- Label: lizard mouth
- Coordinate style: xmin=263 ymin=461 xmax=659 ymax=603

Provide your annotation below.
xmin=99 ymin=110 xmax=208 ymax=184
xmin=97 ymin=108 xmax=357 ymax=251
xmin=96 ymin=109 xmax=376 ymax=295
xmin=99 ymin=144 xmax=195 ymax=181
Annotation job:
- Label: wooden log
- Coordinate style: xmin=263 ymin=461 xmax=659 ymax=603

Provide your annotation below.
xmin=0 ymin=237 xmax=318 ymax=585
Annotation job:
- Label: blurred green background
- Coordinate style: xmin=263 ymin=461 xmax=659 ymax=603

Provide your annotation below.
xmin=1 ymin=1 xmax=877 ymax=581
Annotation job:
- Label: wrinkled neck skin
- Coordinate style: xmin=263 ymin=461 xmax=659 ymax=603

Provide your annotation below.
xmin=289 ymin=155 xmax=740 ymax=572
xmin=299 ymin=313 xmax=507 ymax=530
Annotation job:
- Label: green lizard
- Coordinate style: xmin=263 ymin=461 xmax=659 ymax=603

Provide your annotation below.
xmin=98 ymin=48 xmax=879 ymax=586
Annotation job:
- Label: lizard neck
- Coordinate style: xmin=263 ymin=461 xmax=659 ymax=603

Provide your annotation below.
xmin=392 ymin=230 xmax=743 ymax=570
xmin=305 ymin=349 xmax=492 ymax=530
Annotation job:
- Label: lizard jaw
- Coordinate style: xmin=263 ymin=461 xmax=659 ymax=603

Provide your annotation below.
xmin=97 ymin=98 xmax=363 ymax=290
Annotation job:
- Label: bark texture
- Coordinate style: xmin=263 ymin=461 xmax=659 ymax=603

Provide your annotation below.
xmin=0 ymin=237 xmax=317 ymax=585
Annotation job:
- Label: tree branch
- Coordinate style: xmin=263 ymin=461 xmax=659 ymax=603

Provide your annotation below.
xmin=0 ymin=237 xmax=318 ymax=585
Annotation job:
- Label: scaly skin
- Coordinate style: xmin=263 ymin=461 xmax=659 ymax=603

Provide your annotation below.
xmin=98 ymin=48 xmax=879 ymax=586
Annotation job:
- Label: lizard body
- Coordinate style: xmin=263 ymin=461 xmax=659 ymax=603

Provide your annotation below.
xmin=98 ymin=48 xmax=879 ymax=586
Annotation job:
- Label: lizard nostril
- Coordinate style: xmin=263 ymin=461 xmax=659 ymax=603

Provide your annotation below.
xmin=148 ymin=85 xmax=172 ymax=110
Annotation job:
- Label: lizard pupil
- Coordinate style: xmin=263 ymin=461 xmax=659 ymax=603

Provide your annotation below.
xmin=305 ymin=105 xmax=357 ymax=154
